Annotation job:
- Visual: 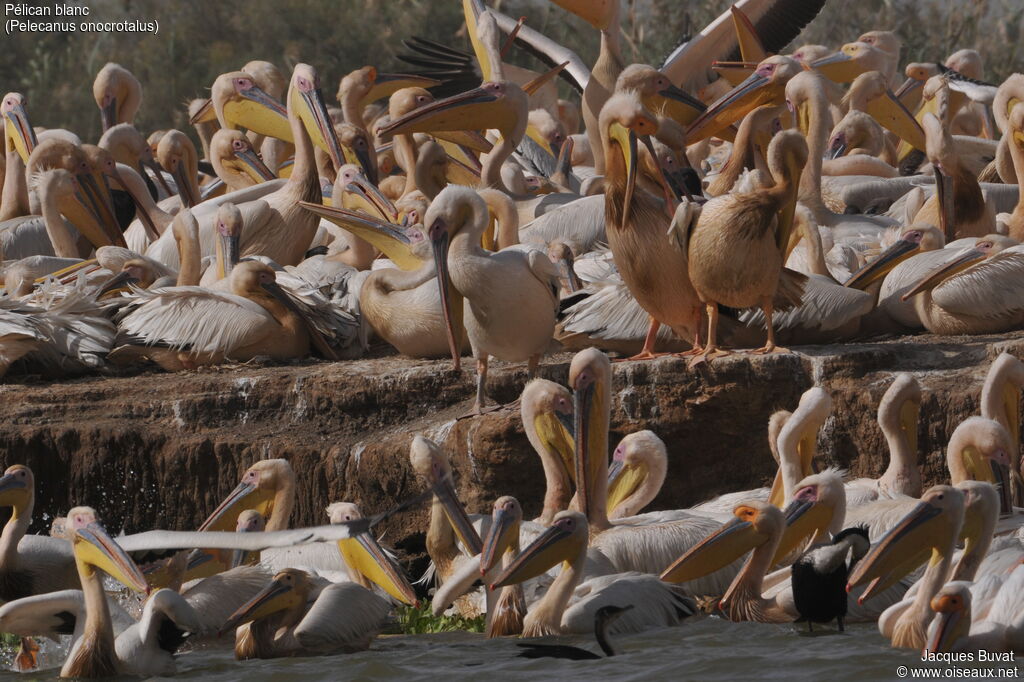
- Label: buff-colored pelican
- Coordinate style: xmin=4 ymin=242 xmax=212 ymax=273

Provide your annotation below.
xmin=686 ymin=129 xmax=808 ymax=363
xmin=92 ymin=63 xmax=141 ymax=132
xmin=980 ymin=352 xmax=1024 ymax=506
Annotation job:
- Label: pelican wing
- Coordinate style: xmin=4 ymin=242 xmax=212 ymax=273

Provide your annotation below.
xmin=740 ymin=275 xmax=873 ymax=332
xmin=558 ymin=282 xmax=678 ymax=346
xmin=932 ymin=246 xmax=1024 ymax=318
xmin=114 ymin=286 xmax=274 ymax=354
xmin=0 ymin=589 xmax=135 ymax=639
xmin=661 ymin=0 xmax=827 ymax=90
xmin=181 ymin=565 xmax=273 ymax=636
xmin=563 ymin=573 xmax=695 ymax=634
xmin=294 ymin=582 xmax=391 ymax=651
xmin=490 ymin=9 xmax=589 ymax=93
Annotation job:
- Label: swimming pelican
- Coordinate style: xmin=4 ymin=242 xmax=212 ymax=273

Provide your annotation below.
xmin=686 ymin=129 xmax=807 ymax=363
xmin=521 ymin=378 xmax=575 ymax=525
xmin=92 ymin=63 xmax=141 ymax=132
xmin=979 ymin=352 xmax=1024 ymax=505
xmin=220 ymin=568 xmax=390 ymax=659
xmin=479 ymin=496 xmax=528 ymax=637
xmin=491 ymin=511 xmax=695 ymax=636
xmin=848 ymin=485 xmax=965 ymax=649
xmin=427 ymin=185 xmax=558 ymax=410
xmin=845 ymin=373 xmax=923 ymax=505
xmin=925 ymin=571 xmax=1024 ymax=654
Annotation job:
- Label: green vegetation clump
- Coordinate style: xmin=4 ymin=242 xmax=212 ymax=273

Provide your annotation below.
xmin=390 ymin=601 xmax=486 ymax=635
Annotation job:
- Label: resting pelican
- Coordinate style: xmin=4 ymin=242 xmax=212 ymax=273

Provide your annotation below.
xmin=491 ymin=511 xmax=696 ymax=636
xmin=845 ymin=373 xmax=923 ymax=505
xmin=109 ymin=260 xmax=346 ymax=370
xmin=521 ymin=378 xmax=575 ymax=525
xmin=92 ymin=63 xmax=141 ymax=132
xmin=427 ymin=185 xmax=558 ymax=410
xmin=209 ymin=129 xmax=276 ymax=192
xmin=899 ymin=236 xmax=1024 ymax=336
xmin=686 ymin=129 xmax=807 ymax=363
xmin=848 ymin=486 xmax=966 ymax=649
xmin=155 ymin=130 xmax=201 ymax=210
xmin=220 ymin=568 xmax=390 ymax=659
xmin=147 ymin=64 xmax=340 ymax=268
xmin=980 ymin=352 xmax=1024 ymax=505
xmin=601 ymin=91 xmax=701 ymax=359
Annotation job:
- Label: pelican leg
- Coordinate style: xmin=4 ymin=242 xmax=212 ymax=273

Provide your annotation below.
xmin=689 ymin=303 xmax=730 ymax=368
xmin=472 ymin=357 xmax=489 ymax=413
xmin=675 ymin=305 xmax=706 ymax=357
xmin=14 ymin=637 xmax=39 ymax=672
xmin=751 ymin=299 xmax=789 ymax=355
xmin=616 ymin=316 xmax=671 ymax=362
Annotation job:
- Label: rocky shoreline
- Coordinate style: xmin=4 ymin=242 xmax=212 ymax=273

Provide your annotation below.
xmin=1 ymin=332 xmax=1021 ymax=573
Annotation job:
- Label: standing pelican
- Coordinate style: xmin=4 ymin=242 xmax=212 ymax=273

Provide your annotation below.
xmin=686 ymin=129 xmax=808 ymax=363
xmin=601 ymin=92 xmax=701 ymax=359
xmin=428 ymin=185 xmax=558 ymax=410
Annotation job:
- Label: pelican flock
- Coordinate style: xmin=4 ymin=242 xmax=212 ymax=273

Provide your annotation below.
xmin=3 ymin=0 xmax=1024 ymax=678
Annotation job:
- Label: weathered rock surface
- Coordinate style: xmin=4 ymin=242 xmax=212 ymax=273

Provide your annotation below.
xmin=1 ymin=332 xmax=1022 ymax=572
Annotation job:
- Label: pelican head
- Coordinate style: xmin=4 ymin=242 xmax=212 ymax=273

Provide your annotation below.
xmin=769 ymin=386 xmax=831 ymax=507
xmin=480 ymin=496 xmax=523 ymax=575
xmin=925 ymin=582 xmax=973 ymax=654
xmin=827 ymin=110 xmax=883 ymax=158
xmin=845 ymin=225 xmax=943 ymax=289
xmin=220 ymin=568 xmax=312 ymax=634
xmin=425 ymin=186 xmax=485 ymax=370
xmin=607 ymin=430 xmax=667 ymax=520
xmin=241 ymin=60 xmax=287 ymax=99
xmin=600 ymin=92 xmax=659 ymax=229
xmin=521 ymin=378 xmax=575 ymax=479
xmin=30 ymin=168 xmax=113 ymax=250
xmin=97 ymin=258 xmax=158 ymax=297
xmin=213 ymin=202 xmax=243 ymax=279
xmin=879 ymin=372 xmax=921 ymax=442
xmin=491 ymin=511 xmax=588 ymax=589
xmin=570 ymin=348 xmax=612 ymax=527
xmin=211 ymin=129 xmax=275 ymax=185
xmin=790 ymin=45 xmax=832 ymax=65
xmin=957 ymin=480 xmax=1000 ymax=566
xmin=92 ymin=63 xmax=141 ymax=132
xmin=326 ymin=502 xmax=418 ymax=606
xmin=338 ymin=65 xmax=440 ymax=109
xmin=337 ymin=163 xmax=396 ymax=222
xmin=847 ymin=485 xmax=964 ymax=603
xmin=944 ymin=49 xmax=983 ymax=80
xmin=0 ymin=465 xmax=33 ymax=512
xmin=98 ymin=123 xmax=167 ymax=192
xmin=378 ymin=81 xmax=528 ymax=145
xmin=66 ymin=506 xmax=149 ymax=593
xmin=199 ymin=458 xmax=295 ymax=532
xmin=156 ymin=130 xmax=199 ymax=208
xmin=616 ymin=64 xmax=706 ymax=127
xmin=946 ymin=417 xmax=1014 ymax=516
xmin=661 ymin=501 xmax=783 ymax=584
xmin=686 ymin=55 xmax=802 ymax=143
xmin=811 ymin=42 xmax=890 ymax=83
xmin=2 ymin=92 xmax=36 ymax=162
xmin=773 ymin=469 xmax=847 ymax=565
xmin=201 ymin=71 xmax=289 ymax=139
xmin=409 ymin=435 xmax=483 ymax=556
xmin=227 ymin=510 xmax=266 ymax=569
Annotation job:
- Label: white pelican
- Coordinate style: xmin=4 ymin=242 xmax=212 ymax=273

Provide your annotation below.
xmin=491 ymin=511 xmax=696 ymax=636
xmin=92 ymin=63 xmax=141 ymax=132
xmin=845 ymin=373 xmax=923 ymax=505
xmin=520 ymin=378 xmax=574 ymax=525
xmin=219 ymin=568 xmax=390 ymax=659
xmin=980 ymin=352 xmax=1024 ymax=505
xmin=899 ymin=236 xmax=1024 ymax=336
xmin=108 ymin=260 xmax=350 ymax=369
xmin=925 ymin=571 xmax=1024 ymax=654
xmin=427 ymin=185 xmax=559 ymax=410
xmin=478 ymin=496 xmax=528 ymax=637
xmin=848 ymin=485 xmax=965 ymax=649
